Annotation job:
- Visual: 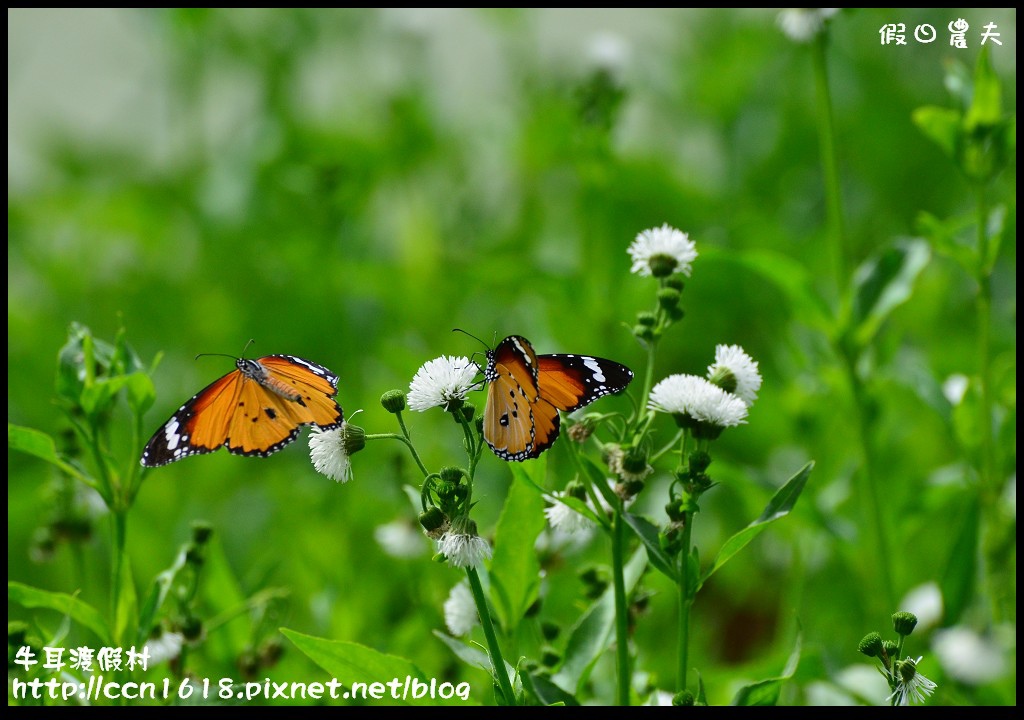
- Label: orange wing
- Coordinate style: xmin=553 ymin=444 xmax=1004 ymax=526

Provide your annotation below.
xmin=483 ymin=336 xmax=544 ymax=461
xmin=141 ymin=354 xmax=344 ymax=467
xmin=537 ymin=354 xmax=634 ymax=412
xmin=483 ymin=336 xmax=634 ymax=462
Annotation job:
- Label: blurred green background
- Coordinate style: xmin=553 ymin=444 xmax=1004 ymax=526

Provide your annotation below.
xmin=8 ymin=8 xmax=1016 ymax=705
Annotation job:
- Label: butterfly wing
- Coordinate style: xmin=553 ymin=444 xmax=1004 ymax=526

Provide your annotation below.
xmin=140 ymin=354 xmax=344 ymax=467
xmin=483 ymin=336 xmax=543 ymax=461
xmin=537 ymin=354 xmax=635 ymax=412
xmin=140 ymin=370 xmax=243 ymax=467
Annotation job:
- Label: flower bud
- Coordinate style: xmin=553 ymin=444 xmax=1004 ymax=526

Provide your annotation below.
xmin=380 ymin=390 xmax=407 ymax=413
xmin=858 ymin=632 xmax=883 ymax=657
xmin=892 ymin=611 xmax=918 ymax=637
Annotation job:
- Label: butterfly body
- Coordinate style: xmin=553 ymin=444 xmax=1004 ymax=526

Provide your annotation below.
xmin=141 ymin=354 xmax=344 ymax=467
xmin=483 ymin=335 xmax=633 ymax=461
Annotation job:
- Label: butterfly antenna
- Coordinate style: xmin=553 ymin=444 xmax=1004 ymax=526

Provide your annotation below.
xmin=194 ymin=352 xmax=238 ymax=362
xmin=452 ymin=328 xmax=491 ymax=350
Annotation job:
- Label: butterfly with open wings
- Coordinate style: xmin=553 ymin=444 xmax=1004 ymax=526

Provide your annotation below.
xmin=482 ymin=335 xmax=634 ymax=461
xmin=141 ymin=354 xmax=345 ymax=467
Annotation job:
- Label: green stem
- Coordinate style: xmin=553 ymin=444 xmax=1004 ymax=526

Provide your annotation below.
xmin=843 ymin=354 xmax=896 ymax=611
xmin=974 ymin=185 xmax=1005 ymax=623
xmin=466 ymin=566 xmax=517 ymax=705
xmin=111 ymin=509 xmax=128 ymax=645
xmin=812 ymin=30 xmax=846 ymax=292
xmin=390 ymin=413 xmax=431 ymax=478
xmin=676 ymin=509 xmax=694 ymax=693
xmin=611 ymin=502 xmax=631 ymax=705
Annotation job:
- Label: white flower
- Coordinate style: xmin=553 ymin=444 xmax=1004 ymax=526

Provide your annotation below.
xmin=899 ymin=582 xmax=944 ymax=632
xmin=887 ymin=657 xmax=937 ymax=706
xmin=544 ymin=491 xmax=597 ymax=534
xmin=438 ymin=532 xmax=492 ymax=569
xmin=443 ymin=581 xmax=478 ymax=637
xmin=708 ymin=344 xmax=762 ymax=407
xmin=942 ymin=373 xmax=969 ymax=405
xmin=374 ymin=519 xmax=427 ymax=559
xmin=605 ymin=443 xmax=653 ymax=484
xmin=648 ymin=374 xmax=748 ymax=428
xmin=628 ymin=224 xmax=698 ymax=278
xmin=144 ymin=631 xmax=185 ymax=666
xmin=308 ymin=425 xmax=353 ymax=483
xmin=777 ymin=8 xmax=840 ymax=43
xmin=933 ymin=627 xmax=1009 ymax=685
xmin=407 ymin=355 xmax=479 ymax=411
xmin=586 ymin=31 xmax=630 ymax=76
xmin=545 ymin=478 xmax=633 ymax=535
xmin=647 ymin=690 xmax=675 ymax=706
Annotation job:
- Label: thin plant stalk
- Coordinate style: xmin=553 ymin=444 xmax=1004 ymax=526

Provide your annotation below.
xmin=676 ymin=508 xmax=694 ymax=692
xmin=466 ymin=566 xmax=517 ymax=705
xmin=813 ymin=25 xmax=896 ymax=611
xmin=611 ymin=502 xmax=631 ymax=705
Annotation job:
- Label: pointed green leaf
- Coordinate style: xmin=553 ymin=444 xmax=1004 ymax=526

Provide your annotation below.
xmin=852 ymin=240 xmax=931 ymax=347
xmin=125 ymin=372 xmax=156 ymax=415
xmin=553 ymin=547 xmax=647 ymax=694
xmin=708 ymin=247 xmax=834 ymax=334
xmin=433 ymin=630 xmax=519 ymax=702
xmin=284 ymin=629 xmax=466 ymax=705
xmin=490 ymin=463 xmax=546 ymax=632
xmin=702 ymin=462 xmax=812 ymax=584
xmin=623 ymin=511 xmax=678 ymax=582
xmin=732 ymin=625 xmax=802 ymax=706
xmin=914 ymin=211 xmax=976 ymax=273
xmin=8 ymin=582 xmax=110 ymax=643
xmin=8 ymin=423 xmax=89 ymax=482
xmin=522 ymin=671 xmax=579 ymax=706
xmin=941 ymin=494 xmax=979 ymax=624
xmin=912 ymin=106 xmax=961 ymax=160
xmin=200 ymin=537 xmax=250 ymax=660
xmin=965 ymin=47 xmax=1001 ymax=130
xmin=113 ymin=545 xmax=138 ymax=647
xmin=136 ymin=547 xmax=190 ymax=646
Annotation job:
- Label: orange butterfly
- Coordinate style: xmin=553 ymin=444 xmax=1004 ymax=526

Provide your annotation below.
xmin=483 ymin=335 xmax=633 ymax=461
xmin=141 ymin=354 xmax=344 ymax=467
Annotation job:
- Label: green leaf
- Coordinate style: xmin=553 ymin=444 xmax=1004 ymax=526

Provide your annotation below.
xmin=284 ymin=629 xmax=465 ymax=705
xmin=433 ymin=629 xmax=492 ymax=673
xmin=9 ymin=423 xmax=60 ymax=464
xmin=522 ymin=671 xmax=579 ymax=706
xmin=80 ymin=375 xmax=131 ymax=417
xmin=941 ymin=494 xmax=979 ymax=624
xmin=622 ymin=511 xmax=678 ymax=582
xmin=125 ymin=371 xmax=156 ymax=415
xmin=113 ymin=543 xmax=138 ymax=647
xmin=965 ymin=47 xmax=1001 ymax=130
xmin=981 ymin=204 xmax=1007 ymax=274
xmin=490 ymin=464 xmax=547 ymax=632
xmin=136 ymin=547 xmax=190 ymax=646
xmin=8 ymin=423 xmax=89 ymax=482
xmin=731 ymin=624 xmax=802 ymax=706
xmin=433 ymin=630 xmax=520 ymax=701
xmin=553 ymin=547 xmax=647 ymax=694
xmin=200 ymin=537 xmax=250 ymax=660
xmin=701 ymin=462 xmax=813 ymax=585
xmin=55 ymin=322 xmax=90 ymax=404
xmin=912 ymin=106 xmax=961 ymax=160
xmin=915 ymin=210 xmax=976 ymax=273
xmin=709 ymin=248 xmax=834 ymax=335
xmin=851 ymin=239 xmax=931 ymax=348
xmin=695 ymin=672 xmax=708 ymax=706
xmin=8 ymin=581 xmax=110 ymax=643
